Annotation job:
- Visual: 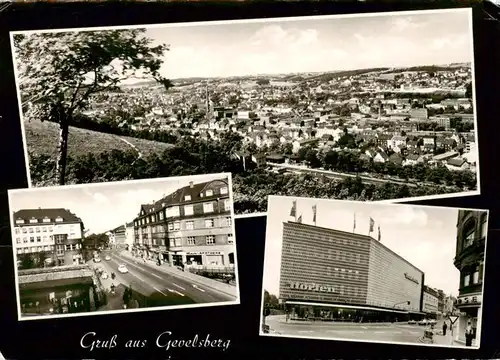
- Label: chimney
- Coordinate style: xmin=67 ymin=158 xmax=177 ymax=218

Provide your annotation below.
xmin=189 ymin=181 xmax=194 ymax=188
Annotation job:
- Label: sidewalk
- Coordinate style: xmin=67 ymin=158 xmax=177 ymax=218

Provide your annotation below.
xmin=118 ymin=251 xmax=238 ymax=299
xmin=275 ymin=315 xmax=410 ymax=326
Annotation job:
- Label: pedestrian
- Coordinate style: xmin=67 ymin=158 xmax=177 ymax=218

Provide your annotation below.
xmin=442 ymin=320 xmax=448 ymax=336
xmin=465 ymin=321 xmax=474 ymax=346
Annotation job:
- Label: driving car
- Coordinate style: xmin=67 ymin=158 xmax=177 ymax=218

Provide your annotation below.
xmin=418 ymin=319 xmax=428 ymax=326
xmin=105 ymin=255 xmax=111 ymax=261
xmin=408 ymin=320 xmax=416 ymax=325
xmin=93 ymin=257 xmax=101 ymax=263
xmin=118 ymin=264 xmax=128 ymax=274
xmin=101 ymin=272 xmax=109 ymax=280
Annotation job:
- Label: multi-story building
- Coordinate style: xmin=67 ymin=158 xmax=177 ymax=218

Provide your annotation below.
xmin=278 ymin=221 xmax=425 ymax=322
xmin=133 ymin=178 xmax=235 ymax=268
xmin=125 ymin=222 xmax=134 ymax=251
xmin=13 ymin=208 xmax=85 ymax=268
xmin=422 ymin=285 xmax=439 ymax=319
xmin=444 ymin=295 xmax=457 ymax=315
xmin=453 ymin=210 xmax=488 ymax=346
xmin=107 ymin=225 xmax=127 ymax=247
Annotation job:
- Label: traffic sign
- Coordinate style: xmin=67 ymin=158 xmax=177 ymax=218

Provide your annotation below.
xmin=448 ymin=315 xmax=459 ymax=325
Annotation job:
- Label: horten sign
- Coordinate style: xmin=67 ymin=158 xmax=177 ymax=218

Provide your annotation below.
xmin=404 ymin=272 xmax=420 ymax=285
xmin=288 ymin=282 xmax=336 ymax=293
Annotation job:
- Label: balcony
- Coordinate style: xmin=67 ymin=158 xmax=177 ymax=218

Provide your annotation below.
xmin=454 ymin=236 xmax=486 ymax=267
xmin=458 ymin=282 xmax=483 ymax=296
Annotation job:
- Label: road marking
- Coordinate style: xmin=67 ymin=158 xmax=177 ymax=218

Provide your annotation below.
xmin=193 ymin=284 xmax=205 ymax=292
xmin=374 ymin=331 xmax=386 ymax=334
xmin=173 ymin=283 xmax=186 ymax=291
xmin=153 ymin=286 xmax=168 ymax=297
xmin=410 ymin=331 xmax=420 ymax=335
xmin=298 ymin=330 xmax=313 ymax=333
xmin=168 ymin=288 xmax=185 ymax=297
xmin=152 ymin=273 xmax=163 ymax=279
xmin=362 ymin=326 xmax=368 ymax=329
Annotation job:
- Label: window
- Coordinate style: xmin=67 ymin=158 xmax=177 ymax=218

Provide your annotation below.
xmin=35 ymin=227 xmax=40 ymax=233
xmin=473 ymin=270 xmax=480 ymax=284
xmin=168 ymin=223 xmax=174 ymax=231
xmin=228 ymin=234 xmax=234 ymax=244
xmin=49 ymin=227 xmax=53 ymax=232
xmin=184 ymin=195 xmax=191 ymax=201
xmin=205 ymin=219 xmax=214 ymax=228
xmin=206 ymin=235 xmax=215 ymax=245
xmin=174 ymin=238 xmax=182 ymax=247
xmin=226 ymin=217 xmax=232 ymax=227
xmin=184 ymin=205 xmax=194 ymax=216
xmin=14 ymin=228 xmax=20 ymax=234
xmin=464 ymin=274 xmax=470 ymax=287
xmin=206 ymin=189 xmax=213 ymax=197
xmin=36 ymin=236 xmax=41 ymax=242
xmin=186 ymin=221 xmax=194 ymax=230
xmin=28 ymin=228 xmax=34 ymax=233
xmin=166 ymin=206 xmax=180 ymax=218
xmin=23 ymin=237 xmax=28 ymax=243
xmin=42 ymin=227 xmax=47 ymax=233
xmin=169 ymin=238 xmax=175 ymax=247
xmin=30 ymin=237 xmax=34 ymax=243
xmin=187 ymin=236 xmax=195 ymax=245
xmin=16 ymin=238 xmax=21 ymax=244
xmin=15 ymin=219 xmax=24 ymax=224
xmin=463 ymin=220 xmax=475 ymax=248
xmin=55 ymin=217 xmax=63 ymax=223
xmin=159 ymin=212 xmax=164 ymax=220
xmin=22 ymin=228 xmax=27 ymax=234
xmin=42 ymin=236 xmax=47 ymax=242
xmin=481 ymin=215 xmax=488 ymax=237
xmin=174 ymin=222 xmax=180 ymax=231
xmin=220 ymin=186 xmax=228 ymax=195
xmin=203 ymin=202 xmax=214 ymax=213
xmin=224 ymin=199 xmax=231 ymax=211
xmin=146 ymin=217 xmax=150 ymax=224
xmin=29 ymin=218 xmax=38 ymax=224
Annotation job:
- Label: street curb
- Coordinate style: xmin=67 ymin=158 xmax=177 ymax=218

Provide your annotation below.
xmin=117 ymin=252 xmax=238 ymax=300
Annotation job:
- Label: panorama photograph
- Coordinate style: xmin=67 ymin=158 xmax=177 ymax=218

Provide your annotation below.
xmin=12 ymin=8 xmax=479 ymax=216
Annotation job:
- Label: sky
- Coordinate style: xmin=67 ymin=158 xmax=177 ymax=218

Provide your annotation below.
xmin=136 ymin=9 xmax=473 ymax=79
xmin=262 ymin=196 xmax=486 ymax=298
xmin=8 ymin=174 xmax=229 ymax=234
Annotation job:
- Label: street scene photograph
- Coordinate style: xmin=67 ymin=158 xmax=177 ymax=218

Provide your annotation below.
xmin=8 ymin=173 xmax=239 ymax=320
xmin=11 ymin=8 xmax=478 ymax=217
xmin=260 ymin=195 xmax=488 ymax=348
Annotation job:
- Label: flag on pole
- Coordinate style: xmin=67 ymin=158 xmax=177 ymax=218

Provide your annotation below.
xmin=369 ymin=217 xmax=375 ymax=233
xmin=353 ymin=213 xmax=356 ymax=232
xmin=290 ymin=200 xmax=297 ymax=219
xmin=312 ymin=205 xmax=317 ymax=224
xmin=378 ymin=225 xmax=381 ymax=241
xmin=297 ymin=214 xmax=302 ymax=223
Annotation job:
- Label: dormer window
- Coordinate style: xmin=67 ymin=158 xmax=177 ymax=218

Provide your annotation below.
xmin=206 ymin=190 xmax=213 ymax=197
xmin=42 ymin=218 xmax=51 ymax=223
xmin=55 ymin=217 xmax=63 ymax=223
xmin=29 ymin=218 xmax=38 ymax=224
xmin=184 ymin=195 xmax=191 ymax=201
xmin=15 ymin=219 xmax=25 ymax=224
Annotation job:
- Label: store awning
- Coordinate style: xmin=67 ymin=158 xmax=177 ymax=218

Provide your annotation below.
xmin=284 ymin=301 xmax=409 ymax=314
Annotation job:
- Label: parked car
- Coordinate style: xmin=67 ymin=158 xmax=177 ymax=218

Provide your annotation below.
xmin=105 ymin=255 xmax=111 ymax=261
xmin=96 ymin=267 xmax=104 ymax=275
xmin=428 ymin=319 xmax=437 ymax=325
xmin=418 ymin=319 xmax=428 ymax=326
xmin=93 ymin=257 xmax=101 ymax=263
xmin=101 ymin=272 xmax=109 ymax=280
xmin=118 ymin=264 xmax=128 ymax=274
xmin=408 ymin=320 xmax=416 ymax=324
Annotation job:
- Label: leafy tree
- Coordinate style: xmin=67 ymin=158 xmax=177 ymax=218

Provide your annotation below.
xmin=14 ymin=29 xmax=173 ymax=185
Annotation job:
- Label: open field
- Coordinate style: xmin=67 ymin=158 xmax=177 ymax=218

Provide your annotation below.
xmin=24 ymin=120 xmax=172 ymax=159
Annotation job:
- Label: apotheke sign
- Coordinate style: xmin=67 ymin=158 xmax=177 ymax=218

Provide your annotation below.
xmin=288 ymin=282 xmax=336 ymax=293
xmin=404 ymin=273 xmax=419 ymax=285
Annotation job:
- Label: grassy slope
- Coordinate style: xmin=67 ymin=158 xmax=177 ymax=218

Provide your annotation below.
xmin=24 ymin=120 xmax=172 ymax=159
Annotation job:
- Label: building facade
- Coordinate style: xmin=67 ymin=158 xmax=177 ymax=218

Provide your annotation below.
xmin=422 ymin=285 xmax=439 ymax=319
xmin=453 ymin=210 xmax=488 ymax=345
xmin=133 ymin=178 xmax=235 ymax=268
xmin=13 ymin=208 xmax=85 ymax=268
xmin=278 ymin=222 xmax=424 ymax=322
xmin=125 ymin=222 xmax=134 ymax=250
xmin=18 ymin=265 xmax=96 ymax=317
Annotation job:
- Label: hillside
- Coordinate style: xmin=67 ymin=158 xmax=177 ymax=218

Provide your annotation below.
xmin=24 ymin=120 xmax=173 ymax=159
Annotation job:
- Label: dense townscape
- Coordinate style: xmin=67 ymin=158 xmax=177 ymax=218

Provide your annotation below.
xmin=26 ymin=64 xmax=477 ymax=214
